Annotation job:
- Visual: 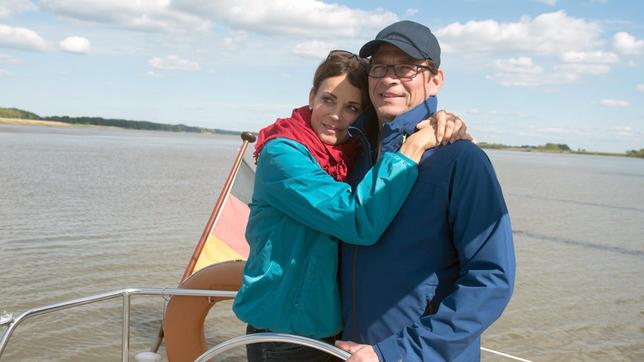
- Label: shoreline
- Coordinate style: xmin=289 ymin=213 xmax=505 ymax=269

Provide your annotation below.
xmin=481 ymin=146 xmax=634 ymax=159
xmin=2 ymin=117 xmax=641 ymax=159
xmin=1 ymin=117 xmax=74 ymax=128
xmin=0 ymin=117 xmax=117 ymax=129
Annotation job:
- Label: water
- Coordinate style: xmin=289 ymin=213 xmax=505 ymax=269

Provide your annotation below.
xmin=1 ymin=125 xmax=642 ymax=361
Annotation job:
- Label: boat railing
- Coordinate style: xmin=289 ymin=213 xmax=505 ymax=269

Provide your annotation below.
xmin=0 ymin=287 xmax=237 ymax=361
xmin=195 ymin=333 xmax=351 ymax=361
xmin=0 ymin=288 xmax=532 ymax=362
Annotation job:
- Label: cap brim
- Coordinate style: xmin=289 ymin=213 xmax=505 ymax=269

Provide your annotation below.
xmin=359 ymin=39 xmax=425 ymax=59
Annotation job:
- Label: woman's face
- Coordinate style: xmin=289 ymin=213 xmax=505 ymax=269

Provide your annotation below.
xmin=309 ymin=74 xmax=363 ymax=145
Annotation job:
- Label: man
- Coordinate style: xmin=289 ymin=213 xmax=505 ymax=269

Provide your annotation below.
xmin=336 ymin=20 xmax=516 ymax=361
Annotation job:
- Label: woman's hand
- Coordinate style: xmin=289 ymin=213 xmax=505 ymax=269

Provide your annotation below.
xmin=398 ymin=122 xmax=439 ymax=163
xmin=416 ymin=110 xmax=474 ymax=146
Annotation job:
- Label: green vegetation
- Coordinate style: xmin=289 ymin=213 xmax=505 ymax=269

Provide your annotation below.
xmin=2 ymin=106 xmax=641 ymax=158
xmin=0 ymin=106 xmax=242 ymax=135
xmin=478 ymin=142 xmax=644 ymax=159
xmin=626 ymin=148 xmax=644 ymax=158
xmin=47 ymin=115 xmax=210 ymax=133
xmin=0 ymin=107 xmax=41 ymax=120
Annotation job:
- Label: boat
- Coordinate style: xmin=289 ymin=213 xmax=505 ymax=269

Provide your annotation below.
xmin=0 ymin=132 xmax=532 ymax=362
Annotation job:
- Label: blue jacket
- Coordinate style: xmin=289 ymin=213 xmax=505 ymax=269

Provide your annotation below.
xmin=233 ymin=137 xmax=420 ymax=339
xmin=341 ymin=98 xmax=516 ymax=361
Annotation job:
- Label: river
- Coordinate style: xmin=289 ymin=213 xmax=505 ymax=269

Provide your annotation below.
xmin=1 ymin=125 xmax=642 ymax=361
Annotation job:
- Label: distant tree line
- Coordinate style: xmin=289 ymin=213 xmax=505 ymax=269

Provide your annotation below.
xmin=478 ymin=142 xmax=571 ymax=152
xmin=626 ymin=148 xmax=644 ymax=158
xmin=1 ymin=106 xmax=242 ymax=135
xmin=0 ymin=107 xmax=41 ymax=119
xmin=46 ymin=115 xmax=209 ymax=133
xmin=479 ymin=142 xmax=644 ymax=159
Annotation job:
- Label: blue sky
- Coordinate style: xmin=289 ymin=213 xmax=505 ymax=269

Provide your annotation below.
xmin=0 ymin=0 xmax=642 ymax=152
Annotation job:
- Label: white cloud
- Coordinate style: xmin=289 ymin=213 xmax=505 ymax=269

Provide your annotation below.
xmin=636 ymin=84 xmax=644 ymax=92
xmin=405 ymin=8 xmax=418 ymax=17
xmin=536 ymin=127 xmax=569 ymax=134
xmin=172 ymin=0 xmax=398 ymax=38
xmin=60 ymin=36 xmax=91 ymax=54
xmin=605 ymin=127 xmax=643 ymax=141
xmin=625 ymin=60 xmax=638 ymax=67
xmin=145 ymin=70 xmax=161 ymax=77
xmin=495 ymin=57 xmax=542 ymax=73
xmin=609 ymin=126 xmax=634 ymax=135
xmin=488 ymin=56 xmax=580 ymax=86
xmin=0 ymin=0 xmax=36 ymax=19
xmin=613 ymin=32 xmax=644 ymax=55
xmin=0 ymin=24 xmax=48 ymax=51
xmin=222 ymin=31 xmax=248 ymax=51
xmin=39 ymin=0 xmax=211 ymax=33
xmin=560 ymin=51 xmax=618 ymax=64
xmin=148 ymin=54 xmax=200 ymax=70
xmin=555 ymin=63 xmax=610 ymax=75
xmin=537 ymin=0 xmax=557 ymax=5
xmin=599 ymin=99 xmax=629 ymax=108
xmin=0 ymin=53 xmax=20 ymax=64
xmin=488 ymin=57 xmax=544 ymax=86
xmin=0 ymin=68 xmax=10 ymax=76
xmin=292 ymin=40 xmax=336 ymax=59
xmin=437 ymin=11 xmax=603 ymax=55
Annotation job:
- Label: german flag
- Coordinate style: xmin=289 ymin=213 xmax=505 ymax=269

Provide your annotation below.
xmin=191 ymin=151 xmax=254 ymax=273
xmin=181 ymin=132 xmax=256 ymax=281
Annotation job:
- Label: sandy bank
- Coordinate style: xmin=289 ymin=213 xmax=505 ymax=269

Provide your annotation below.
xmin=0 ymin=117 xmax=117 ymax=129
xmin=0 ymin=117 xmax=74 ymax=127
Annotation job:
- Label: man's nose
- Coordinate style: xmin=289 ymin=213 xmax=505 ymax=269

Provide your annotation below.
xmin=381 ymin=65 xmax=399 ymax=83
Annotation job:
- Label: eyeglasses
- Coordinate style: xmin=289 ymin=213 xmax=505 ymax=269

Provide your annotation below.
xmin=368 ymin=63 xmax=432 ymax=81
xmin=326 ymin=50 xmax=368 ymax=65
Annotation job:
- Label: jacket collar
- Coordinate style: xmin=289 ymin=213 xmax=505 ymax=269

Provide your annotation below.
xmin=380 ymin=96 xmax=438 ymax=154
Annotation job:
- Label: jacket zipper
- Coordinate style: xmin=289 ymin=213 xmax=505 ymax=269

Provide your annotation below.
xmin=347 ymin=124 xmax=373 ymax=342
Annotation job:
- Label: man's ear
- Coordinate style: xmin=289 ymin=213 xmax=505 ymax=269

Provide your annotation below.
xmin=427 ymin=69 xmax=444 ymax=96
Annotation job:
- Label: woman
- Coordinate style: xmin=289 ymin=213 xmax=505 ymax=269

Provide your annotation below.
xmin=233 ymin=51 xmax=466 ymax=361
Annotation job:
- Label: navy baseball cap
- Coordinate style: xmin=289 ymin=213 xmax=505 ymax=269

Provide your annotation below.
xmin=359 ymin=20 xmax=441 ymax=66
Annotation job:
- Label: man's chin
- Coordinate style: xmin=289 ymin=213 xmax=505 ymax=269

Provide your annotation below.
xmin=376 ymin=105 xmax=404 ymax=123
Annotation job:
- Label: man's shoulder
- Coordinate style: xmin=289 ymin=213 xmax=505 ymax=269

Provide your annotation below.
xmin=422 ymin=140 xmax=488 ymax=166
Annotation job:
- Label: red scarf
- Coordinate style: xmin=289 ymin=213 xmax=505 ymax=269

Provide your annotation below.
xmin=254 ymin=106 xmax=361 ymax=182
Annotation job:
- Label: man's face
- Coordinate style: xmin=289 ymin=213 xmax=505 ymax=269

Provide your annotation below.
xmin=368 ymin=44 xmax=443 ymax=123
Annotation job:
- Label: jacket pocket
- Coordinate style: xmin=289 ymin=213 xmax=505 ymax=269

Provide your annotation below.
xmin=293 ymin=258 xmax=314 ymax=310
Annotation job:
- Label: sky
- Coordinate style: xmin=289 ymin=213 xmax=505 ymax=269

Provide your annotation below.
xmin=0 ymin=0 xmax=642 ymax=152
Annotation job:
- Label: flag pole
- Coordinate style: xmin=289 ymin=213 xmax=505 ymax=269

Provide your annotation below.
xmin=150 ymin=131 xmax=256 ymax=353
xmin=181 ymin=131 xmax=257 ymax=282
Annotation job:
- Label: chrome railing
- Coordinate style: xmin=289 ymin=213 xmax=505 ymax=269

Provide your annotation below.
xmin=1 ymin=288 xmax=532 ymax=362
xmin=0 ymin=287 xmax=236 ymax=361
xmin=195 ymin=333 xmax=351 ymax=361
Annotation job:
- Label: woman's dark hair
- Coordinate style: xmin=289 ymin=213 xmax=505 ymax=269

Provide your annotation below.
xmin=312 ymin=52 xmax=371 ymax=110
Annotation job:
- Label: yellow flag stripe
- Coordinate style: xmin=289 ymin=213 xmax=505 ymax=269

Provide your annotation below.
xmin=193 ymin=234 xmax=246 ymax=274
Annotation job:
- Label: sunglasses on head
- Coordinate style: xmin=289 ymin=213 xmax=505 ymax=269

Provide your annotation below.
xmin=326 ymin=50 xmax=368 ymax=65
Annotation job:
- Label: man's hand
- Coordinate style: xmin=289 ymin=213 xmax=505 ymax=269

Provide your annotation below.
xmin=335 ymin=340 xmax=379 ymax=362
xmin=416 ymin=110 xmax=474 ymax=145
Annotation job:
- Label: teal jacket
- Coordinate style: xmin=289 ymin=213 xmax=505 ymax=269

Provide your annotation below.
xmin=232 ymin=138 xmax=419 ymax=339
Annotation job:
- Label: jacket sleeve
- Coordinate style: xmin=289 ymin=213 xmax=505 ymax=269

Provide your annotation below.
xmin=254 ymin=138 xmax=418 ymax=245
xmin=375 ymin=146 xmax=516 ymax=361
